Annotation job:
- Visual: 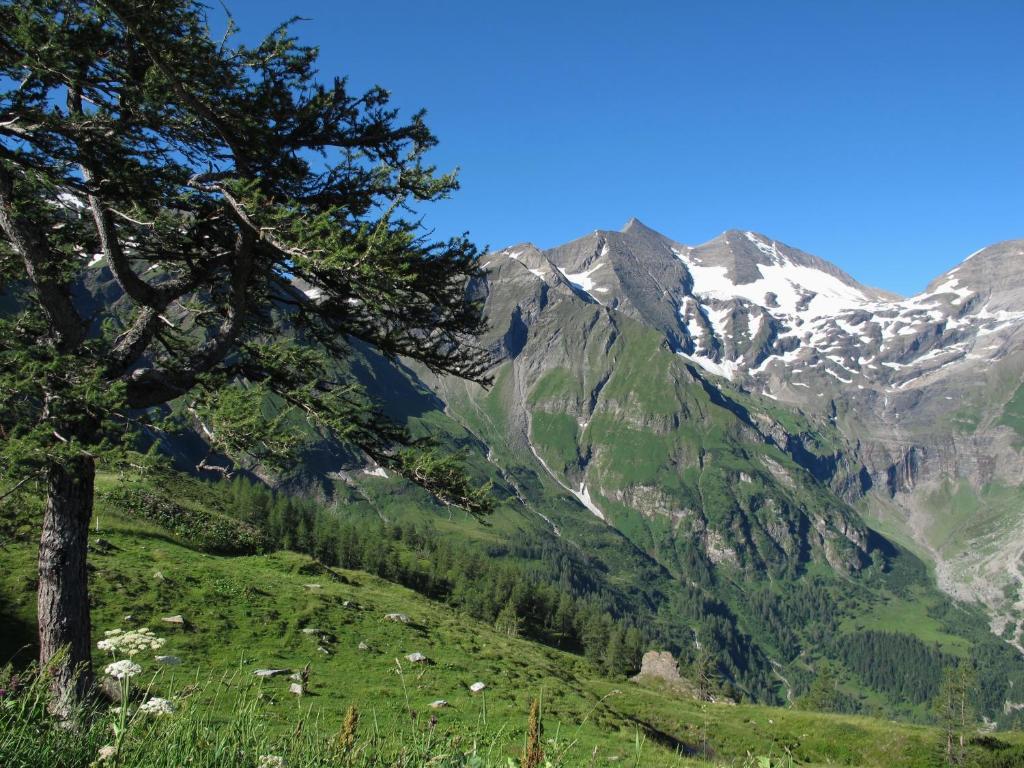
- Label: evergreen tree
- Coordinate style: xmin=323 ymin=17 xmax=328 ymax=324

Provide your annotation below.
xmin=798 ymin=661 xmax=841 ymax=713
xmin=604 ymin=624 xmax=628 ymax=676
xmin=692 ymin=643 xmax=718 ymax=702
xmin=933 ymin=665 xmax=976 ymax=767
xmin=0 ymin=0 xmax=492 ymax=710
xmin=624 ymin=626 xmax=644 ymax=673
xmin=553 ymin=593 xmax=576 ymax=647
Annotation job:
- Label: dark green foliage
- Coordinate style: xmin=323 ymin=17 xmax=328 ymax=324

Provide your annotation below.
xmin=0 ymin=0 xmax=493 ymax=508
xmin=796 ymin=661 xmax=857 ymax=714
xmin=745 ymin=580 xmax=840 ymax=662
xmin=836 ymin=630 xmax=949 ymax=705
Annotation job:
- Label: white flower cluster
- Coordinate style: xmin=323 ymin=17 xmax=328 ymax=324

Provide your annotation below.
xmin=97 ymin=745 xmax=117 ymax=762
xmin=97 ymin=628 xmax=166 ymax=657
xmin=257 ymin=756 xmax=285 ymax=768
xmin=137 ymin=697 xmax=175 ymax=716
xmin=104 ymin=660 xmax=142 ymax=680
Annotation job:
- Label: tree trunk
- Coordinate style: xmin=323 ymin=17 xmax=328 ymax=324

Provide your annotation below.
xmin=37 ymin=456 xmax=95 ymax=715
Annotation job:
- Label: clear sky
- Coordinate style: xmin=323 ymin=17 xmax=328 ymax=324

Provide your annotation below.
xmin=231 ymin=1 xmax=1023 ymax=296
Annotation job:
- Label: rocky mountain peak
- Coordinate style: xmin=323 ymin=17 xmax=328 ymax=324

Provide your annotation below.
xmin=925 ymin=238 xmax=1024 ymax=312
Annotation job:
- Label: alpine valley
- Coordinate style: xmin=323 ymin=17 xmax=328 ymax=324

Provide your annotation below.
xmin=174 ymin=217 xmax=1024 ymax=723
xmin=10 ymin=216 xmax=1024 ymax=730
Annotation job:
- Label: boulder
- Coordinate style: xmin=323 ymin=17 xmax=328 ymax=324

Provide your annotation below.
xmin=384 ymin=613 xmax=410 ymax=623
xmin=161 ymin=614 xmax=185 ymax=626
xmin=289 ymin=682 xmax=304 ymax=696
xmin=358 ymin=641 xmax=370 ymax=651
xmin=630 ymin=650 xmax=700 ymax=697
xmin=155 ymin=655 xmax=181 ymax=666
xmin=405 ymin=652 xmax=429 ymax=664
xmin=631 ymin=651 xmax=680 ymax=684
xmin=469 ymin=682 xmax=486 ymax=693
xmin=429 ymin=700 xmax=448 ymax=709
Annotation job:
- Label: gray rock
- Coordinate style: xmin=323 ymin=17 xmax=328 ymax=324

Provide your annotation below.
xmin=254 ymin=669 xmax=291 ymax=678
xmin=469 ymin=682 xmax=486 ymax=693
xmin=289 ymin=682 xmax=304 ymax=696
xmin=161 ymin=614 xmax=185 ymax=625
xmin=384 ymin=613 xmax=410 ymax=623
xmin=405 ymin=652 xmax=428 ymax=664
xmin=429 ymin=700 xmax=447 ymax=709
xmin=631 ymin=651 xmax=680 ymax=684
xmin=155 ymin=655 xmax=181 ymax=666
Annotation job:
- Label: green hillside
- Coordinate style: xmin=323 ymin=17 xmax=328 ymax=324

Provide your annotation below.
xmin=4 ymin=474 xmax=1024 ymax=767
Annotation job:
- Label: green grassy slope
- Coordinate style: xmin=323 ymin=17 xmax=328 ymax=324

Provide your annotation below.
xmin=4 ymin=482 xmax=1024 ymax=767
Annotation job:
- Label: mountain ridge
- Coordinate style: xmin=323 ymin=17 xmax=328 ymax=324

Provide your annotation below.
xmin=480 ymin=220 xmax=1024 ymax=651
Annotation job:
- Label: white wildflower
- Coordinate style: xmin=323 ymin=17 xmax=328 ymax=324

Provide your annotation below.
xmin=97 ymin=627 xmax=166 ymax=656
xmin=137 ymin=697 xmax=175 ymax=716
xmin=257 ymin=756 xmax=285 ymax=768
xmin=104 ymin=660 xmax=142 ymax=680
xmin=97 ymin=745 xmax=117 ymax=762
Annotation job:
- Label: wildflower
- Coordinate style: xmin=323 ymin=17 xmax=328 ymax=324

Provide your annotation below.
xmin=97 ymin=627 xmax=166 ymax=656
xmin=97 ymin=745 xmax=117 ymax=762
xmin=104 ymin=660 xmax=142 ymax=680
xmin=257 ymin=756 xmax=285 ymax=768
xmin=138 ymin=697 xmax=175 ymax=716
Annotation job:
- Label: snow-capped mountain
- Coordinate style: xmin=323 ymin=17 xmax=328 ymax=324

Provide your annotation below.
xmin=490 ymin=219 xmax=1024 ymax=399
xmin=481 ymin=220 xmax=1024 ymax=645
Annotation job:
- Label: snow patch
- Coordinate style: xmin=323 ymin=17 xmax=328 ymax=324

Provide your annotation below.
xmin=572 ymin=484 xmax=606 ymax=521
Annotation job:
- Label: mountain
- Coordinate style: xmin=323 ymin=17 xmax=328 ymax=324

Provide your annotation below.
xmin=469 ymin=219 xmax=1024 ymax=653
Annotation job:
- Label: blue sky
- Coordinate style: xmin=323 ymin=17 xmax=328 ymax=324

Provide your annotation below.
xmin=232 ymin=1 xmax=1023 ymax=296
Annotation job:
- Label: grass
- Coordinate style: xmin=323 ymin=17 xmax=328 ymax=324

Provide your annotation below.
xmin=840 ymin=590 xmax=971 ymax=656
xmin=6 ymin=488 xmax=1024 ymax=768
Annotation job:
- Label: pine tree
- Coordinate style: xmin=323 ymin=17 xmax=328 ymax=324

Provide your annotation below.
xmin=624 ymin=626 xmax=644 ymax=673
xmin=0 ymin=0 xmax=492 ymax=711
xmin=604 ymin=624 xmax=628 ymax=676
xmin=799 ymin=661 xmax=841 ymax=713
xmin=692 ymin=643 xmax=718 ymax=702
xmin=933 ymin=665 xmax=976 ymax=767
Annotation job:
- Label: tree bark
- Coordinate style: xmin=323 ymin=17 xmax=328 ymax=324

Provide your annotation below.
xmin=37 ymin=456 xmax=95 ymax=715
